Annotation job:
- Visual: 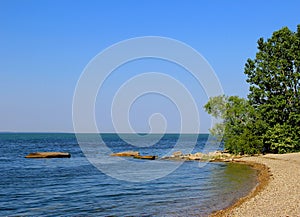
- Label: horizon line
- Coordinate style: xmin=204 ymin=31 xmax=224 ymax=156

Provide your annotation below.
xmin=0 ymin=131 xmax=209 ymax=134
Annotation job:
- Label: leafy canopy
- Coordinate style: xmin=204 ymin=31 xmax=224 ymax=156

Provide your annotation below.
xmin=205 ymin=25 xmax=300 ymax=154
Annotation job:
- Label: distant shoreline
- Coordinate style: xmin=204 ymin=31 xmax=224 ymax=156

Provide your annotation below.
xmin=211 ymin=152 xmax=300 ymax=216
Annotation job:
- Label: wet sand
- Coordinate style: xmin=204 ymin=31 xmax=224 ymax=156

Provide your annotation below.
xmin=212 ymin=152 xmax=300 ymax=217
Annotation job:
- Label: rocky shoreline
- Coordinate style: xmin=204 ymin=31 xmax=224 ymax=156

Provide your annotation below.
xmin=160 ymin=150 xmax=240 ymax=162
xmin=111 ymin=151 xmax=300 ymax=216
xmin=110 ymin=150 xmax=242 ymax=162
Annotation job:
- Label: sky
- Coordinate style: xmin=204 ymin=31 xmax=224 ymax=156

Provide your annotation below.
xmin=1 ymin=0 xmax=300 ymax=133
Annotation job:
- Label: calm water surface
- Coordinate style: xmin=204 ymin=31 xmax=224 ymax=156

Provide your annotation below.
xmin=0 ymin=133 xmax=257 ymax=216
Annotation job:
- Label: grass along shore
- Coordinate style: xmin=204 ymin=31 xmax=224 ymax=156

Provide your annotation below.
xmin=211 ymin=152 xmax=300 ymax=217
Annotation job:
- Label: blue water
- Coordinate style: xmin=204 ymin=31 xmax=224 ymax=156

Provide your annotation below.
xmin=0 ymin=133 xmax=257 ymax=216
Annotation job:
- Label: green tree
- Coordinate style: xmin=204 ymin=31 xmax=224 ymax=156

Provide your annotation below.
xmin=205 ymin=25 xmax=300 ymax=154
xmin=264 ymin=123 xmax=299 ymax=154
xmin=244 ymin=25 xmax=300 ymax=152
xmin=204 ymin=95 xmax=264 ymax=154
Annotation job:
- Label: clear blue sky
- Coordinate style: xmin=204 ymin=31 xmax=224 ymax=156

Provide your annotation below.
xmin=1 ymin=0 xmax=299 ymax=132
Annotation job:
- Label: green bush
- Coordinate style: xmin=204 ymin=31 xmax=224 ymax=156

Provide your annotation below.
xmin=264 ymin=124 xmax=299 ymax=154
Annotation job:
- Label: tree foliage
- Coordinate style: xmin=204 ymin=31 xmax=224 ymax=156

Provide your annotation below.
xmin=245 ymin=25 xmax=300 ymax=127
xmin=205 ymin=95 xmax=264 ymax=154
xmin=205 ymin=25 xmax=300 ymax=154
xmin=264 ymin=123 xmax=299 ymax=154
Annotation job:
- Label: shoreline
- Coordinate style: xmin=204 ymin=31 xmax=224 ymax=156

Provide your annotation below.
xmin=211 ymin=152 xmax=300 ymax=216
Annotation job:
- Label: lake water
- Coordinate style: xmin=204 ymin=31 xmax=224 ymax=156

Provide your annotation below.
xmin=0 ymin=133 xmax=257 ymax=216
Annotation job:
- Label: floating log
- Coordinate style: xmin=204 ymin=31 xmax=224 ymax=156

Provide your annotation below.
xmin=25 ymin=152 xmax=71 ymax=158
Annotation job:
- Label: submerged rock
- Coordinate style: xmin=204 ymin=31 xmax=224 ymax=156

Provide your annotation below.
xmin=25 ymin=152 xmax=71 ymax=158
xmin=110 ymin=151 xmax=140 ymax=157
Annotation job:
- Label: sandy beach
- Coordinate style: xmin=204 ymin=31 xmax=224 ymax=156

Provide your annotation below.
xmin=213 ymin=152 xmax=300 ymax=216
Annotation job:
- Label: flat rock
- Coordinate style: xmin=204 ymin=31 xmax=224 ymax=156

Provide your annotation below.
xmin=25 ymin=152 xmax=71 ymax=158
xmin=171 ymin=151 xmax=183 ymax=157
xmin=110 ymin=151 xmax=140 ymax=157
xmin=133 ymin=155 xmax=156 ymax=160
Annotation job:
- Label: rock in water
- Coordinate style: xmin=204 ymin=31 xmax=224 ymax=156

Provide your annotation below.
xmin=172 ymin=151 xmax=183 ymax=157
xmin=110 ymin=151 xmax=140 ymax=157
xmin=25 ymin=152 xmax=71 ymax=158
xmin=133 ymin=155 xmax=156 ymax=160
